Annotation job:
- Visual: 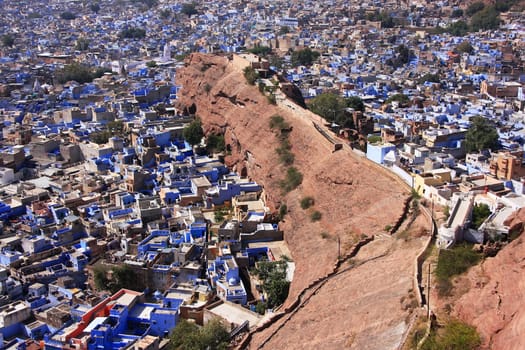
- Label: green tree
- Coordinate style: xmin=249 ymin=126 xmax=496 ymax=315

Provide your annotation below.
xmin=107 ymin=120 xmax=125 ymax=135
xmin=280 ymin=167 xmax=303 ymax=193
xmin=168 ymin=318 xmax=229 ymax=350
xmin=160 ymin=8 xmax=172 ymax=19
xmin=446 ymin=20 xmax=469 ymax=36
xmin=119 ymin=27 xmax=146 ymax=39
xmin=421 ymin=320 xmax=481 ymax=350
xmin=181 ymin=2 xmax=198 ymax=17
xmin=308 ymin=93 xmax=353 ymax=126
xmin=465 ymin=116 xmax=499 ymax=152
xmin=60 ymin=11 xmax=77 ymax=20
xmin=494 ymin=0 xmax=515 ymax=12
xmin=142 ymin=0 xmax=158 ymax=9
xmin=56 ymin=63 xmax=108 ymax=84
xmin=199 ymin=319 xmax=230 ymax=350
xmin=89 ymin=131 xmax=111 ymax=144
xmin=146 ymin=60 xmax=157 ymax=68
xmin=470 ymin=6 xmax=501 ymax=31
xmin=366 ymin=10 xmax=395 ymax=28
xmin=418 ymin=73 xmax=441 ymax=85
xmin=278 ymin=204 xmax=287 ymax=220
xmin=345 ymin=96 xmax=365 ymax=112
xmin=386 ymin=93 xmax=410 ymax=106
xmin=206 ymin=133 xmax=225 ymax=153
xmin=255 ymin=301 xmax=267 ymax=315
xmin=170 ymin=319 xmax=198 ymax=349
xmin=269 ymin=115 xmax=289 ymax=130
xmin=472 ymin=203 xmax=491 ymax=229
xmin=183 ymin=118 xmax=204 ymax=146
xmin=247 ymin=46 xmax=272 ymax=56
xmin=455 ymin=41 xmax=474 ymax=54
xmin=75 ymin=37 xmax=90 ymax=51
xmin=1 ymin=34 xmax=14 ymax=48
xmin=310 ymin=210 xmax=322 ymax=222
xmin=451 ymin=8 xmax=464 ymax=18
xmin=367 ymin=135 xmax=382 ymax=144
xmin=379 ymin=11 xmax=395 ymax=28
xmin=90 ymin=3 xmax=101 ymax=13
xmin=300 ymin=196 xmax=315 ymax=209
xmin=269 ymin=55 xmax=283 ymax=69
xmin=279 ymin=26 xmax=290 ymax=35
xmin=466 ymin=2 xmax=485 ymax=16
xmin=253 ymin=261 xmax=290 ymax=308
xmin=386 ymin=44 xmax=412 ymax=68
xmin=27 ymin=12 xmax=42 ymax=19
xmin=93 ymin=267 xmax=109 ymax=291
xmin=290 ymin=48 xmax=320 ymax=67
xmin=396 ymin=44 xmax=410 ymax=64
xmin=243 ymin=66 xmax=258 ymax=85
xmin=111 ymin=265 xmax=138 ymax=292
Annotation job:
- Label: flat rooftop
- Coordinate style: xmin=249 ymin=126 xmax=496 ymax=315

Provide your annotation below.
xmin=207 ymin=301 xmax=261 ymax=328
xmin=247 ymin=240 xmax=291 ymax=261
xmin=129 ymin=304 xmax=154 ymax=320
xmin=115 ymin=292 xmax=137 ymax=307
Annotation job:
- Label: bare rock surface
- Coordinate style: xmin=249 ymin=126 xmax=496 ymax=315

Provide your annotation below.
xmin=452 ymin=208 xmax=525 ymax=350
xmin=177 ymin=53 xmax=428 ymax=349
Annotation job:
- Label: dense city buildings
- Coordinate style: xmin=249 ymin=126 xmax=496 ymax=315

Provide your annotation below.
xmin=0 ymin=0 xmax=524 ymax=349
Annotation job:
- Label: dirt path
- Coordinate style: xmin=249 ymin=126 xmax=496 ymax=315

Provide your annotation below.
xmin=250 ymin=234 xmax=428 ymax=350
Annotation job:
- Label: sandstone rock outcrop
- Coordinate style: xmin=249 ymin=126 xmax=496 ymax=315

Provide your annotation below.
xmin=176 ymin=53 xmax=427 ymax=349
xmin=453 ymin=208 xmax=525 ymax=350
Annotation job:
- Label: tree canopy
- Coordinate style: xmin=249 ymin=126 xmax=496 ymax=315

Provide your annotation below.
xmin=90 ymin=3 xmax=101 ymax=13
xmin=1 ymin=34 xmax=14 ymax=48
xmin=418 ymin=73 xmax=441 ymax=84
xmin=75 ymin=37 xmax=90 ymax=51
xmin=60 ymin=11 xmax=77 ymax=20
xmin=119 ymin=27 xmax=146 ymax=39
xmin=247 ymin=46 xmax=272 ymax=56
xmin=93 ymin=264 xmax=139 ymax=293
xmin=385 ymin=93 xmax=410 ymax=106
xmin=466 ymin=2 xmax=485 ymax=16
xmin=446 ymin=20 xmax=469 ymax=36
xmin=472 ymin=203 xmax=491 ymax=229
xmin=465 ymin=116 xmax=499 ymax=152
xmin=183 ymin=119 xmax=204 ymax=146
xmin=470 ymin=6 xmax=501 ymax=31
xmin=346 ymin=96 xmax=365 ymax=112
xmin=160 ymin=8 xmax=172 ymax=19
xmin=386 ymin=44 xmax=412 ymax=68
xmin=290 ymin=48 xmax=320 ymax=67
xmin=206 ymin=133 xmax=225 ymax=153
xmin=451 ymin=8 xmax=464 ymax=18
xmin=308 ymin=93 xmax=358 ymax=128
xmin=56 ymin=62 xmax=108 ymax=84
xmin=243 ymin=66 xmax=258 ymax=85
xmin=169 ymin=319 xmax=229 ymax=350
xmin=181 ymin=2 xmax=198 ymax=17
xmin=252 ymin=260 xmax=290 ymax=308
xmin=455 ymin=41 xmax=474 ymax=54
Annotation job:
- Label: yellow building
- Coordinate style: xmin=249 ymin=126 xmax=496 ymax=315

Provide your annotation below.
xmin=414 ymin=169 xmax=452 ymax=196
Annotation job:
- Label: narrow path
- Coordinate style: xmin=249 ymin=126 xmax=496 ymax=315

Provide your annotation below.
xmin=254 ymin=237 xmax=389 ymax=349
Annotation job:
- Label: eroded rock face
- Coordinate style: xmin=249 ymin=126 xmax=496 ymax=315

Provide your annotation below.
xmin=453 ymin=208 xmax=525 ymax=350
xmin=177 ymin=53 xmax=417 ymax=348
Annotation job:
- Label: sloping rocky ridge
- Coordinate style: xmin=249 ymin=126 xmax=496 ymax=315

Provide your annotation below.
xmin=452 ymin=208 xmax=525 ymax=350
xmin=177 ymin=53 xmax=420 ymax=349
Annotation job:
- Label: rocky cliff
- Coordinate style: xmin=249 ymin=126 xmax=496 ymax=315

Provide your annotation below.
xmin=176 ymin=53 xmax=427 ymax=349
xmin=452 ymin=208 xmax=525 ymax=350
